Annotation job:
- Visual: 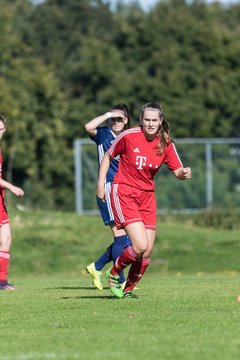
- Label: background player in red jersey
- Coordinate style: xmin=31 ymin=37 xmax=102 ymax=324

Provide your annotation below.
xmin=97 ymin=102 xmax=191 ymax=299
xmin=0 ymin=114 xmax=24 ymax=290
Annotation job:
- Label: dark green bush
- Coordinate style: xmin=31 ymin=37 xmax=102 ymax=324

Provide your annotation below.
xmin=191 ymin=207 xmax=240 ymax=230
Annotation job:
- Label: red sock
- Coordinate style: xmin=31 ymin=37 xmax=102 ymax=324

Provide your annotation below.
xmin=124 ymin=257 xmax=150 ymax=292
xmin=0 ymin=251 xmax=10 ymax=281
xmin=110 ymin=246 xmax=138 ymax=276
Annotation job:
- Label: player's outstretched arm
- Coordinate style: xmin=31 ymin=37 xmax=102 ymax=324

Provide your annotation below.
xmin=0 ymin=178 xmax=24 ymax=197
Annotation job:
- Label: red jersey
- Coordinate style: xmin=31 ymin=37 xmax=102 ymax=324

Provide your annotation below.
xmin=0 ymin=149 xmax=2 ymax=178
xmin=0 ymin=149 xmax=4 ymax=196
xmin=108 ymin=126 xmax=182 ymax=191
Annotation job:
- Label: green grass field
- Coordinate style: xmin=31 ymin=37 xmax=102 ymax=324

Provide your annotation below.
xmin=1 ymin=274 xmax=240 ymax=360
xmin=1 ymin=209 xmax=240 ymax=360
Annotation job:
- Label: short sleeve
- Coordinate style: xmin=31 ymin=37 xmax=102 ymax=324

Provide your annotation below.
xmin=164 ymin=143 xmax=183 ymax=170
xmin=90 ymin=126 xmax=109 ymax=145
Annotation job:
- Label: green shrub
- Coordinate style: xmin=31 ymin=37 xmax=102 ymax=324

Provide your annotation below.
xmin=192 ymin=207 xmax=240 ymax=230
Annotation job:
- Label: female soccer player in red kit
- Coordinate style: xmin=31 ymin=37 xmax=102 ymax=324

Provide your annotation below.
xmin=0 ymin=114 xmax=24 ymax=290
xmin=97 ymin=102 xmax=191 ymax=299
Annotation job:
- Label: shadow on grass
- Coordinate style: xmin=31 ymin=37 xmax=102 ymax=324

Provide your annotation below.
xmin=43 ymin=286 xmax=118 ymax=299
xmin=60 ymin=295 xmax=118 ymax=300
xmin=44 ymin=286 xmax=110 ymax=290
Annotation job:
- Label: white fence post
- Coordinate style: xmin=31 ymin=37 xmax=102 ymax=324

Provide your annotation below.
xmin=74 ymin=139 xmax=83 ymax=214
xmin=205 ymin=142 xmax=213 ymax=208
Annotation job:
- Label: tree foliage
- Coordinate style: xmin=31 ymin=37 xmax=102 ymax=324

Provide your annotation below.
xmin=0 ymin=0 xmax=239 ymax=210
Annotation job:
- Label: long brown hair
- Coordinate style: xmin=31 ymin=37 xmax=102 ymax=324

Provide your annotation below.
xmin=140 ymin=102 xmax=172 ymax=154
xmin=0 ymin=114 xmax=7 ymax=128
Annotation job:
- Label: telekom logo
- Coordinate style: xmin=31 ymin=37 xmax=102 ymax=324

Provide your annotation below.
xmin=136 ymin=156 xmax=147 ymax=169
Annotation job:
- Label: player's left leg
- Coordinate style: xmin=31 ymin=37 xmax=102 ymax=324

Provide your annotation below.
xmin=122 ymin=192 xmax=157 ymax=298
xmin=124 ymin=229 xmax=155 ymax=293
xmin=106 ymin=222 xmax=148 ymax=298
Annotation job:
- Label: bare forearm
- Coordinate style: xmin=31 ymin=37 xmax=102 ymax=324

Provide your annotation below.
xmin=98 ymin=153 xmax=111 ymax=187
xmin=85 ymin=112 xmax=112 ymax=136
xmin=97 ymin=153 xmax=111 ymax=201
xmin=0 ymin=178 xmax=13 ymax=191
xmin=0 ymin=178 xmax=24 ymax=196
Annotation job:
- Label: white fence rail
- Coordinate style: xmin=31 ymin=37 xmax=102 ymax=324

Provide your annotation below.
xmin=74 ymin=138 xmax=240 ymax=215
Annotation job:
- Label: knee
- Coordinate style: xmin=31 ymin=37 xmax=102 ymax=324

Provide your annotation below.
xmin=0 ymin=235 xmax=12 ymax=251
xmin=144 ymin=250 xmax=152 ymax=258
xmin=133 ymin=244 xmax=148 ymax=256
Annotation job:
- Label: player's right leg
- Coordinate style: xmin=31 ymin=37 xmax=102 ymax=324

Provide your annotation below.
xmin=86 ymin=187 xmax=115 ymax=290
xmin=0 ymin=213 xmax=16 ymax=291
xmin=105 ymin=267 xmax=124 ymax=298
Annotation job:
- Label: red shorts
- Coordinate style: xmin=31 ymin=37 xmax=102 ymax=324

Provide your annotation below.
xmin=0 ymin=194 xmax=9 ymax=226
xmin=110 ymin=183 xmax=156 ymax=230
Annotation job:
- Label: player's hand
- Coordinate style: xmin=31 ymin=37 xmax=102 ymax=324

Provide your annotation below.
xmin=96 ymin=186 xmax=106 ymax=202
xmin=10 ymin=185 xmax=24 ymax=197
xmin=182 ymin=167 xmax=191 ymax=179
xmin=111 ymin=110 xmax=126 ymax=119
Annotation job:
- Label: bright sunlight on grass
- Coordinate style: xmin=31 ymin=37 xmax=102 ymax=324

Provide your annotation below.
xmin=1 ymin=209 xmax=240 ymax=360
xmin=1 ymin=273 xmax=240 ymax=360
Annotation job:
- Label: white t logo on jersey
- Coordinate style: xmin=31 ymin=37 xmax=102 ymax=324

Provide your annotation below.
xmin=136 ymin=156 xmax=147 ymax=169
